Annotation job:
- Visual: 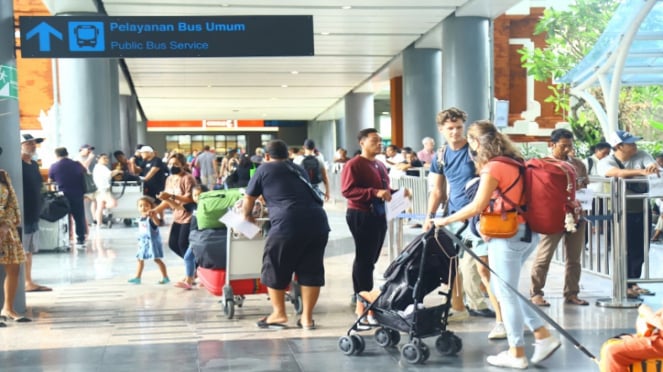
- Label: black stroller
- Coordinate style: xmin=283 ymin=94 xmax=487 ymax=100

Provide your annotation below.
xmin=338 ymin=226 xmax=463 ymax=364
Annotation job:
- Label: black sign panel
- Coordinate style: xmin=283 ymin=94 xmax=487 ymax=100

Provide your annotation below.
xmin=19 ymin=16 xmax=314 ymax=58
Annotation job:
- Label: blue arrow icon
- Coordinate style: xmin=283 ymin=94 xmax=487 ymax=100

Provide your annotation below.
xmin=25 ymin=22 xmax=63 ymax=52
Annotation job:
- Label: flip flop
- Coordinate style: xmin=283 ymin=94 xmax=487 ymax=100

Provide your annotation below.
xmin=565 ymin=297 xmax=589 ymax=306
xmin=174 ymin=282 xmax=192 ymax=290
xmin=25 ymin=286 xmax=52 ymax=292
xmin=296 ymin=319 xmax=316 ymax=330
xmin=256 ymin=317 xmax=287 ymax=330
xmin=635 ymin=287 xmax=655 ymax=296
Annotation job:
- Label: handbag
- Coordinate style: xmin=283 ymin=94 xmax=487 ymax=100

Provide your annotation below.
xmin=83 ymin=173 xmax=98 ymax=194
xmin=479 ymin=210 xmax=519 ymax=238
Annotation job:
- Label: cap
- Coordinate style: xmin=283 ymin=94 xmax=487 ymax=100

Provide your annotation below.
xmin=303 ymin=139 xmax=315 ymax=150
xmin=138 ymin=145 xmax=154 ymax=153
xmin=608 ymin=130 xmax=642 ymax=148
xmin=20 ymin=134 xmax=44 ymax=144
xmin=80 ymin=144 xmax=95 ymax=151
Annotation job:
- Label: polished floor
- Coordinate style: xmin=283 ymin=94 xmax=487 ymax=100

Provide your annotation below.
xmin=1 ymin=203 xmax=661 ymax=371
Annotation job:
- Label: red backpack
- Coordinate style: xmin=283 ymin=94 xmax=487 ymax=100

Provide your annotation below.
xmin=493 ymin=156 xmax=581 ymax=235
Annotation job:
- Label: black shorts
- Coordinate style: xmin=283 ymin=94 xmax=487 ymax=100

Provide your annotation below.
xmin=261 ymin=233 xmax=328 ymax=290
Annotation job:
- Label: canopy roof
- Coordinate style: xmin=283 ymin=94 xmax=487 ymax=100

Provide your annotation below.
xmin=558 ymin=0 xmax=663 ymax=135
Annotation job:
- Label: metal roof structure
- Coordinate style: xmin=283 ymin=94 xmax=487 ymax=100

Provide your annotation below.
xmin=559 ymin=0 xmax=663 ymax=135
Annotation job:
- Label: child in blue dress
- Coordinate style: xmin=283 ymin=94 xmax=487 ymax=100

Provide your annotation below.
xmin=128 ymin=196 xmax=170 ymax=284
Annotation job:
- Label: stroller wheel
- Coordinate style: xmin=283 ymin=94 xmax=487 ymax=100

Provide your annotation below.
xmin=401 ymin=343 xmax=423 ymax=364
xmin=338 ymin=336 xmax=357 ymax=356
xmin=374 ymin=327 xmax=391 ymax=348
xmin=387 ymin=329 xmax=400 ymax=347
xmin=350 ymin=334 xmax=365 ymax=355
xmin=435 ymin=332 xmax=462 ymax=355
xmin=420 ymin=343 xmax=430 ymax=363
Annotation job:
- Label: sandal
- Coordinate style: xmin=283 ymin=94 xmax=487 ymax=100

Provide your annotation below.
xmin=626 ymin=288 xmax=641 ymax=299
xmin=531 ymin=295 xmax=551 ymax=307
xmin=634 ymin=287 xmax=655 ymax=296
xmin=564 ymin=296 xmax=589 ymax=306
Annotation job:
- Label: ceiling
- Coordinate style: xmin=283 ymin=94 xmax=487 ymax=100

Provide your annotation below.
xmin=43 ymin=0 xmax=523 ymax=122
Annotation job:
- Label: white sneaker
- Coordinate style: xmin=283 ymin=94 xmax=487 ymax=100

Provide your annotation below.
xmin=486 ymin=350 xmax=528 ymax=369
xmin=366 ymin=314 xmax=378 ymax=325
xmin=530 ymin=335 xmax=561 ymax=364
xmin=447 ymin=308 xmax=469 ymax=322
xmin=488 ymin=322 xmax=507 ymax=340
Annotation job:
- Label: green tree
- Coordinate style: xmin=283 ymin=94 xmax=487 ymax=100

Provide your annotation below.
xmin=519 ymin=0 xmax=663 ymax=155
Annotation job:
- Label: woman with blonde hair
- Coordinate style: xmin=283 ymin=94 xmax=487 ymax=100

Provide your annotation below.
xmin=435 ymin=120 xmax=560 ymax=369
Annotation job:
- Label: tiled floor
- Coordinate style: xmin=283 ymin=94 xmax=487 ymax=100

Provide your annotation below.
xmin=1 ymin=203 xmax=661 ymax=371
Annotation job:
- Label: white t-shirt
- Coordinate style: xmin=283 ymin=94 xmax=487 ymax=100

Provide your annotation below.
xmin=93 ymin=163 xmax=112 ymax=192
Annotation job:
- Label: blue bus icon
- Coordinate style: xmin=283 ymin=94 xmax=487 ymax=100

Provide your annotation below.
xmin=68 ymin=22 xmax=105 ymax=52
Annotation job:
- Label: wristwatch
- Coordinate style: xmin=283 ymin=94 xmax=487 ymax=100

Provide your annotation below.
xmin=428 ymin=213 xmax=436 ymax=219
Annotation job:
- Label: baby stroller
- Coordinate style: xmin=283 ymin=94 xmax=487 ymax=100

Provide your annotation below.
xmin=338 ymin=226 xmax=463 ymax=365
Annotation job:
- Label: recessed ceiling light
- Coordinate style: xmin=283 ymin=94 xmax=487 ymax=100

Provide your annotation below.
xmin=262 ymin=113 xmax=268 ymax=117
xmin=381 ymin=111 xmax=390 ymax=115
xmin=320 ymin=31 xmax=330 ymax=36
xmin=341 ymin=5 xmax=352 ymax=10
xmin=281 ymin=84 xmax=288 ymax=88
xmin=207 ymin=85 xmax=212 ymax=88
xmin=14 ymin=30 xmax=20 ymax=38
xmin=290 ymin=70 xmax=299 ymax=75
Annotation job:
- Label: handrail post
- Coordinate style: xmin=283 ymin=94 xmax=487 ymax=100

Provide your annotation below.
xmin=596 ymin=177 xmax=642 ymax=308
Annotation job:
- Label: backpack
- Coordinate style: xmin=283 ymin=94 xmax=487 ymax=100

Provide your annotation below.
xmin=301 ymin=155 xmax=322 ymax=184
xmin=490 ymin=156 xmax=581 ymax=235
xmin=196 ymin=188 xmax=243 ymax=230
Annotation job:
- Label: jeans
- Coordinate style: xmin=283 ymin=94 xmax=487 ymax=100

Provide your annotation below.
xmin=66 ymin=194 xmax=86 ymax=243
xmin=487 ymin=224 xmax=545 ymax=348
xmin=183 ymin=246 xmax=195 ymax=278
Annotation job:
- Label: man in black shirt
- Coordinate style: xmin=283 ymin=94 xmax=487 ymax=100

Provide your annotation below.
xmin=20 ymin=134 xmax=52 ymax=292
xmin=138 ymin=146 xmax=166 ymax=201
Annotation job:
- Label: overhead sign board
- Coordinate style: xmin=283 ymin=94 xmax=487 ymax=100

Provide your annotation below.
xmin=19 ymin=16 xmax=314 ymax=58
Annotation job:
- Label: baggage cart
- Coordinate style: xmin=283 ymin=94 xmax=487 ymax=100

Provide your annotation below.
xmin=197 ymin=219 xmax=302 ymax=319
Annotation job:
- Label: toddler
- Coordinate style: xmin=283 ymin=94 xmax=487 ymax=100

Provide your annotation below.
xmin=128 ymin=196 xmax=170 ymax=284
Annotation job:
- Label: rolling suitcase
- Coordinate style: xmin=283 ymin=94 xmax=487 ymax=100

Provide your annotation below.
xmin=37 ymin=216 xmax=70 ymax=252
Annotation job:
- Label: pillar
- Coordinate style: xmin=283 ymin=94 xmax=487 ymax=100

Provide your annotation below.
xmin=108 ymin=60 xmax=121 ymax=155
xmin=344 ymin=93 xmax=374 ymax=155
xmin=57 ymin=56 xmax=116 ymax=156
xmin=390 ymin=76 xmax=403 ymax=147
xmin=441 ymin=15 xmax=492 ymax=125
xmin=402 ymin=47 xmax=442 ymax=148
xmin=119 ymin=94 xmax=137 ymax=156
xmin=136 ymin=120 xmax=147 ymax=148
xmin=0 ymin=0 xmax=26 ymax=313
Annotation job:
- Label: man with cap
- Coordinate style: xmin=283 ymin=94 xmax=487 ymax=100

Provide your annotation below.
xmin=77 ymin=144 xmax=95 ymax=172
xmin=293 ymin=139 xmax=330 ymax=201
xmin=138 ymin=146 xmax=167 ymax=203
xmin=20 ymin=134 xmax=52 ymax=292
xmin=598 ymin=129 xmax=659 ymax=299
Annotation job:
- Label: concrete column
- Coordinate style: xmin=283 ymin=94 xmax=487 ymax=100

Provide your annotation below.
xmin=58 ymin=57 xmax=115 ymax=156
xmin=136 ymin=120 xmax=147 ymax=148
xmin=442 ymin=15 xmax=492 ymax=125
xmin=402 ymin=47 xmax=442 ymax=148
xmin=344 ymin=93 xmax=374 ymax=155
xmin=335 ymin=118 xmax=345 ymax=152
xmin=108 ymin=60 xmax=121 ymax=154
xmin=119 ymin=94 xmax=137 ymax=156
xmin=0 ymin=0 xmax=26 ymax=314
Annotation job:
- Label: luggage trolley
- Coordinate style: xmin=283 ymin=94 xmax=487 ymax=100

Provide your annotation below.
xmin=198 ymin=218 xmax=302 ymax=319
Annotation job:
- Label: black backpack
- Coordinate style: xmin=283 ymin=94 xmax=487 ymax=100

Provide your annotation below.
xmin=302 ymin=155 xmax=322 ymax=184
